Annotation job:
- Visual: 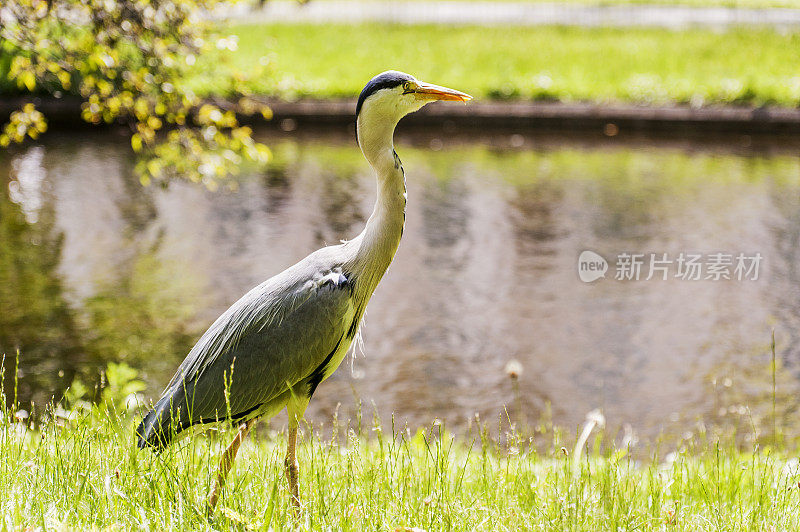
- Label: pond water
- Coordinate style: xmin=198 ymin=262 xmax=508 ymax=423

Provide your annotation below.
xmin=3 ymin=125 xmax=800 ymax=445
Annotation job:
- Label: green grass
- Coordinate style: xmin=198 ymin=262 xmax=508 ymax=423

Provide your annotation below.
xmin=3 ymin=397 xmax=800 ymax=531
xmin=5 ymin=24 xmax=800 ymax=108
xmin=188 ymin=24 xmax=800 ymax=107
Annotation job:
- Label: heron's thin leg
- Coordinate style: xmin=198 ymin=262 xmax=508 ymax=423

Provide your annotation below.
xmin=207 ymin=419 xmax=254 ymax=515
xmin=284 ymin=426 xmax=300 ymax=514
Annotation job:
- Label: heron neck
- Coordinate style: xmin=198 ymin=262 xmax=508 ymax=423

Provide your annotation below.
xmin=351 ymin=114 xmax=407 ymax=291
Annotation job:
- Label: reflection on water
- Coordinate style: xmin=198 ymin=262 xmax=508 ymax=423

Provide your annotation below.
xmin=3 ymin=128 xmax=800 ymax=444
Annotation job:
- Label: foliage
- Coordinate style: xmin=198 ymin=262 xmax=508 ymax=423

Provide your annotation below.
xmin=65 ymin=361 xmax=146 ymax=414
xmin=0 ymin=0 xmax=270 ymax=187
xmin=0 ymin=104 xmax=47 ymax=146
xmin=61 ymin=361 xmax=145 ymax=414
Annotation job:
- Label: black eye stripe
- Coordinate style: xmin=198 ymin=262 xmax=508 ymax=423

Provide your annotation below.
xmin=356 ymin=71 xmax=416 ymax=116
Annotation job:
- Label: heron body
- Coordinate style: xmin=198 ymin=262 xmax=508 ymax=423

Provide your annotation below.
xmin=135 ymin=70 xmax=471 ymax=513
xmin=137 ymin=246 xmax=367 ymax=446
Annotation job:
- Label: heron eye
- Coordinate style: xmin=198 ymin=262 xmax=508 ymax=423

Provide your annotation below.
xmin=402 ymin=82 xmax=414 ymax=95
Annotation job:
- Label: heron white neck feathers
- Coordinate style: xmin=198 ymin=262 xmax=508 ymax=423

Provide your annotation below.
xmin=348 ymin=93 xmax=410 ymax=294
xmin=346 ymin=72 xmax=470 ymax=295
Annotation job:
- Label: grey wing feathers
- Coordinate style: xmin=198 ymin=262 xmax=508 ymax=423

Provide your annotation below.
xmin=168 ymin=271 xmax=318 ymax=389
xmin=136 ymin=248 xmax=355 ymax=449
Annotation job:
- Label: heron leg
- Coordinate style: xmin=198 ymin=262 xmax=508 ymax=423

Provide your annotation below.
xmin=207 ymin=419 xmax=254 ymax=515
xmin=284 ymin=425 xmax=300 ymax=515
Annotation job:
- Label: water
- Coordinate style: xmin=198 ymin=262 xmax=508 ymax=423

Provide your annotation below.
xmin=3 ymin=126 xmax=800 ymax=444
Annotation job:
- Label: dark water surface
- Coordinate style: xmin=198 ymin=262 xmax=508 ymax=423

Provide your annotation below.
xmin=4 ymin=126 xmax=800 ymax=444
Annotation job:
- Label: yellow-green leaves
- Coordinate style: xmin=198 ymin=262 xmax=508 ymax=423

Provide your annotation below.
xmin=18 ymin=71 xmax=36 ymax=91
xmin=130 ymin=133 xmax=143 ymax=152
xmin=0 ymin=104 xmax=47 ymax=146
xmin=1 ymin=0 xmax=270 ymax=188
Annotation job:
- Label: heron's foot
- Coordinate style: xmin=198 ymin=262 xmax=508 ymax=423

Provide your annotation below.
xmin=284 ymin=456 xmax=300 ymax=514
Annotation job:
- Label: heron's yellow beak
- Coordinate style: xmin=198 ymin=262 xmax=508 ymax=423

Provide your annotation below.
xmin=413 ymin=81 xmax=472 ymax=102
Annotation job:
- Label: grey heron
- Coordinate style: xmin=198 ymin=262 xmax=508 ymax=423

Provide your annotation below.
xmin=135 ymin=71 xmax=471 ymax=514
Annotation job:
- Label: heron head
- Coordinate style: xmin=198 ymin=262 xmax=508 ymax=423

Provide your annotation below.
xmin=356 ymin=70 xmax=471 ymax=123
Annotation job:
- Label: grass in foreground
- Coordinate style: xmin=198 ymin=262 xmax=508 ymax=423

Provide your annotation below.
xmin=3 ymin=399 xmax=800 ymax=531
xmin=190 ymin=24 xmax=800 ymax=107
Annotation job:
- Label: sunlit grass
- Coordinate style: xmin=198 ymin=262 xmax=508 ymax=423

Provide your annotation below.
xmin=3 ymin=394 xmax=800 ymax=531
xmin=4 ymin=24 xmax=800 ymax=108
xmin=189 ymin=24 xmax=800 ymax=107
